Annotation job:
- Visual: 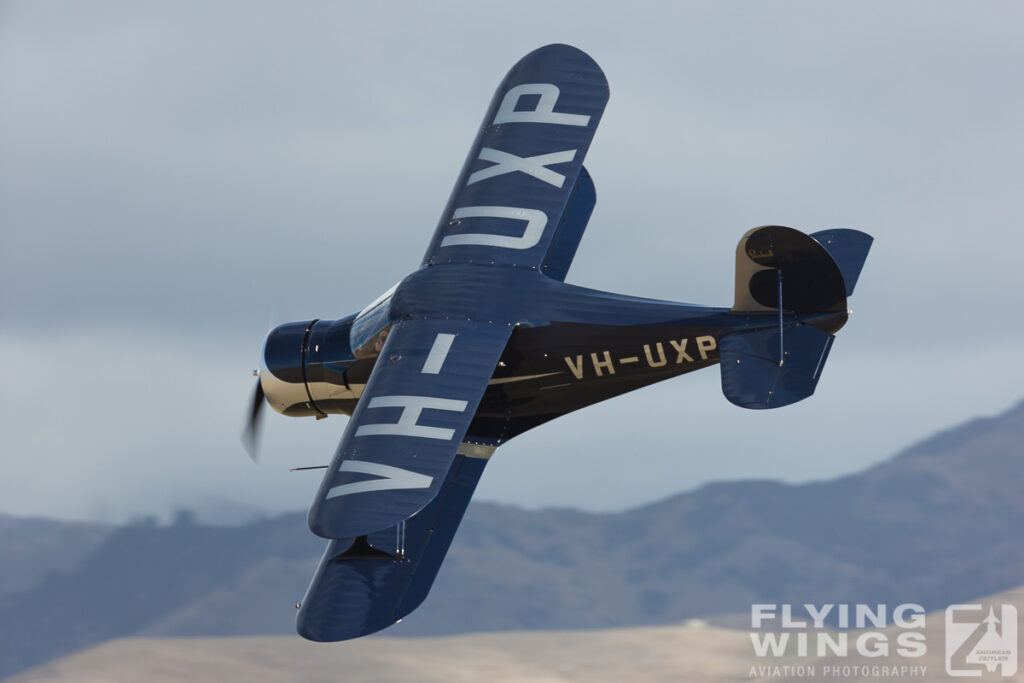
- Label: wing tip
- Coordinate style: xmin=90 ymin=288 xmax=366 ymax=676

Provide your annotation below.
xmin=515 ymin=43 xmax=608 ymax=89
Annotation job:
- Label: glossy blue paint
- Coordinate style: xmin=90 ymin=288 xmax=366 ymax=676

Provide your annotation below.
xmin=307 ymin=319 xmax=511 ymax=540
xmin=242 ymin=44 xmax=873 ymax=643
xmin=422 ymin=44 xmax=608 ymax=270
xmin=809 ymin=229 xmax=874 ymax=296
xmin=542 ymin=166 xmax=596 ymax=281
xmin=719 ymin=324 xmax=836 ymax=409
xmin=297 ymin=454 xmax=488 ymax=642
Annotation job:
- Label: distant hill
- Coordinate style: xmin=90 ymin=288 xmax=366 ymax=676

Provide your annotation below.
xmin=0 ymin=515 xmax=112 ymax=597
xmin=5 ymin=622 xmax=756 ymax=683
xmin=1 ymin=399 xmax=1022 ymax=679
xmin=9 ymin=586 xmax=1024 ymax=683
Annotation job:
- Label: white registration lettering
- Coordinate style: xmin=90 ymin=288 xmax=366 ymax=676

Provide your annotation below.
xmin=441 ymin=206 xmax=547 ymax=250
xmin=354 ymin=395 xmax=468 ymax=440
xmin=421 ymin=333 xmax=456 ymax=375
xmin=325 ymin=460 xmax=433 ymax=500
xmin=493 ymin=83 xmax=591 ymax=127
xmin=468 ymin=147 xmax=576 ymax=188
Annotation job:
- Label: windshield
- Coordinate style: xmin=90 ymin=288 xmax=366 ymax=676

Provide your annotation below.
xmin=349 ymin=283 xmax=398 ymax=359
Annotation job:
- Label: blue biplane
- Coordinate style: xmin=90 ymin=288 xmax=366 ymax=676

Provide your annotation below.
xmin=242 ymin=44 xmax=872 ymax=641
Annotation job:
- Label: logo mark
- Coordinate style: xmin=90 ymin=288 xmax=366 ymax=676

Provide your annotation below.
xmin=946 ymin=604 xmax=1018 ymax=677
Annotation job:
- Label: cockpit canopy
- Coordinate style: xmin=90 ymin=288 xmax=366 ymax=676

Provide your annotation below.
xmin=349 ymin=282 xmax=399 ymax=359
xmin=259 ymin=283 xmax=403 ymax=417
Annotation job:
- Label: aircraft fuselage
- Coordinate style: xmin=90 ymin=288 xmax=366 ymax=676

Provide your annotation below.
xmin=275 ymin=263 xmax=846 ymax=444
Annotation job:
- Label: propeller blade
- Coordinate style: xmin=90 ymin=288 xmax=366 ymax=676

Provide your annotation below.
xmin=242 ymin=377 xmax=265 ymax=462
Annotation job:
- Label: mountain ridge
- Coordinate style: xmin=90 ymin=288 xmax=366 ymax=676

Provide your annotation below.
xmin=1 ymin=399 xmax=1021 ymax=678
xmin=10 ymin=585 xmax=1024 ymax=683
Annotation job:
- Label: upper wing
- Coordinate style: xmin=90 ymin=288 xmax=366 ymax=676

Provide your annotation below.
xmin=422 ymin=44 xmax=608 ymax=271
xmin=307 ymin=318 xmax=511 ymax=539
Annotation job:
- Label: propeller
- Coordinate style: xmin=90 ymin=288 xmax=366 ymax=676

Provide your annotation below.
xmin=242 ymin=372 xmax=265 ymax=462
xmin=242 ymin=299 xmax=291 ymax=462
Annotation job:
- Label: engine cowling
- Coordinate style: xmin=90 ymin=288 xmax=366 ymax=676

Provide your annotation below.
xmin=259 ymin=316 xmax=358 ymax=417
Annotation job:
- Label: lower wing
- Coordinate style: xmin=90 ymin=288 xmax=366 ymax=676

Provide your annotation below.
xmin=297 ymin=450 xmax=490 ymax=641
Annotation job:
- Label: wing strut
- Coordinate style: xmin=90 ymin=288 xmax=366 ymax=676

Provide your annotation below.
xmin=777 ymin=270 xmax=784 ymax=366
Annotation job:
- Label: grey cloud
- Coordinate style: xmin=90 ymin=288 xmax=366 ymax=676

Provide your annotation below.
xmin=1 ymin=1 xmax=1022 ymax=520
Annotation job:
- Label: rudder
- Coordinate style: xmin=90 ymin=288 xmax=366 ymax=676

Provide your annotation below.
xmin=809 ymin=228 xmax=873 ymax=297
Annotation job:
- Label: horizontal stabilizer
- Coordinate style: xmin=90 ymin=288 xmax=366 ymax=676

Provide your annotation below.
xmin=297 ymin=453 xmax=488 ymax=641
xmin=809 ymin=229 xmax=873 ymax=296
xmin=719 ymin=324 xmax=834 ymax=409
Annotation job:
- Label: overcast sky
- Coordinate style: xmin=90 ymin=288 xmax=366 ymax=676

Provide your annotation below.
xmin=2 ymin=1 xmax=1022 ymax=523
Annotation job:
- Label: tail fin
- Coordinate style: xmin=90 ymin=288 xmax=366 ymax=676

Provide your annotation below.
xmin=733 ymin=225 xmax=848 ymax=314
xmin=723 ymin=225 xmax=872 ymax=409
